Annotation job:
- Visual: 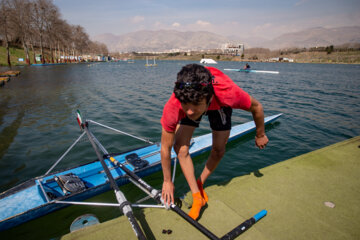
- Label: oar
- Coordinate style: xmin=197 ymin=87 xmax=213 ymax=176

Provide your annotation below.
xmin=92 ymin=138 xmax=265 ymax=240
xmin=85 ymin=115 xmax=268 ymax=239
xmin=105 ymin=155 xmax=220 ymax=239
xmin=78 ymin=113 xmax=146 ymax=240
xmin=107 ymin=154 xmax=267 ymax=240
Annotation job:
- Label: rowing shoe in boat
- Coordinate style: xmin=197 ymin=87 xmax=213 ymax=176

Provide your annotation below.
xmin=0 ymin=112 xmax=282 ymax=235
xmin=224 ymin=68 xmax=280 ymax=74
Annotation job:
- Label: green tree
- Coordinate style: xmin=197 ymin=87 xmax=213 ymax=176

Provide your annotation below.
xmin=326 ymin=45 xmax=334 ymax=54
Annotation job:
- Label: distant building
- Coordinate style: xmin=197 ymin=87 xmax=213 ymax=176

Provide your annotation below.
xmin=221 ymin=43 xmax=244 ymax=56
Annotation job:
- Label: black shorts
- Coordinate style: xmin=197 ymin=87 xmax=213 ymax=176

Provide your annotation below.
xmin=180 ymin=107 xmax=232 ymax=131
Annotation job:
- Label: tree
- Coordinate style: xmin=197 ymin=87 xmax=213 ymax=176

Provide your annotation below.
xmin=32 ymin=0 xmax=57 ymax=64
xmin=1 ymin=0 xmax=107 ymax=66
xmin=0 ymin=0 xmax=13 ymax=67
xmin=326 ymin=45 xmax=334 ymax=54
xmin=44 ymin=5 xmax=61 ymax=63
xmin=10 ymin=0 xmax=32 ymax=65
xmin=72 ymin=25 xmax=90 ymax=57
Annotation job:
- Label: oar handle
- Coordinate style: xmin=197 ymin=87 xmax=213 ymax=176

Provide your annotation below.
xmin=253 ymin=209 xmax=267 ymax=222
xmin=220 ymin=210 xmax=267 ymax=240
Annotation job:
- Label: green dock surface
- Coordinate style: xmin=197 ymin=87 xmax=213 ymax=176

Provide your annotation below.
xmin=62 ymin=136 xmax=360 ymax=240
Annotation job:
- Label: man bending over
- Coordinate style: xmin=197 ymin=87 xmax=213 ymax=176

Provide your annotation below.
xmin=160 ymin=64 xmax=268 ymax=220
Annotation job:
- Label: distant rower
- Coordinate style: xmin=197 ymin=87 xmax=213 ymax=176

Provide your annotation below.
xmin=243 ymin=63 xmax=251 ymax=69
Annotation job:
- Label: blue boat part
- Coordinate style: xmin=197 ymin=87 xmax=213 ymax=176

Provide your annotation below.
xmin=32 ymin=63 xmax=67 ymax=66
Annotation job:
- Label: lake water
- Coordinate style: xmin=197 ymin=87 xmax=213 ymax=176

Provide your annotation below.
xmin=1 ymin=61 xmax=360 ymax=239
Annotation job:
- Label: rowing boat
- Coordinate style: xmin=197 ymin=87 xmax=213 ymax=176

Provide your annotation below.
xmin=0 ymin=113 xmax=282 ymax=231
xmin=224 ymin=68 xmax=280 ymax=74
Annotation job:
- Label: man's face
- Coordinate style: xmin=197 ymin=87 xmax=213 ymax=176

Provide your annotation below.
xmin=181 ymin=98 xmax=208 ymax=121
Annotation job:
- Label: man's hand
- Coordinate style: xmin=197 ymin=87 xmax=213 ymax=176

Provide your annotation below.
xmin=255 ymin=134 xmax=268 ymax=149
xmin=162 ymin=181 xmax=175 ymax=205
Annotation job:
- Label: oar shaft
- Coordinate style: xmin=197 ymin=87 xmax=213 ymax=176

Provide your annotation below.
xmin=83 ymin=124 xmax=146 ymax=240
xmin=170 ymin=204 xmax=220 ymax=240
xmin=109 ymin=156 xmax=159 ymax=198
xmin=88 ymin=130 xmax=160 ymax=199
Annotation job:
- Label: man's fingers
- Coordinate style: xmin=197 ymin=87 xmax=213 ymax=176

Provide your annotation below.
xmin=162 ymin=193 xmax=173 ymax=205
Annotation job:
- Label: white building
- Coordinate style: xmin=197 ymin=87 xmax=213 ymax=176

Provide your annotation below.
xmin=221 ymin=43 xmax=244 ymax=56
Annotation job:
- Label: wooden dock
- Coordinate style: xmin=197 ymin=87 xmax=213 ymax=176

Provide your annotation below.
xmin=0 ymin=70 xmax=20 ymax=77
xmin=0 ymin=77 xmax=10 ymax=87
xmin=0 ymin=71 xmax=20 ymax=87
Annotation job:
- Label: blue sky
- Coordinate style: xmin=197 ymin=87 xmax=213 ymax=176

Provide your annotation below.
xmin=54 ymin=0 xmax=360 ymax=39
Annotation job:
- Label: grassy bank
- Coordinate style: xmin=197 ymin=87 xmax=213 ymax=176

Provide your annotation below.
xmin=0 ymin=46 xmax=35 ymax=67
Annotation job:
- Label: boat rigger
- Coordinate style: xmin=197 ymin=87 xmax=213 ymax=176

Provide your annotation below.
xmin=0 ymin=111 xmax=282 ymax=238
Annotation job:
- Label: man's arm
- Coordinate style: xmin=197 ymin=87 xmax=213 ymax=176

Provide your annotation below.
xmin=161 ymin=127 xmax=175 ymax=204
xmin=248 ymin=96 xmax=268 ymax=149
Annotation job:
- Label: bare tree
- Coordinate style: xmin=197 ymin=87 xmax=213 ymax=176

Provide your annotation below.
xmin=32 ymin=0 xmax=57 ymax=64
xmin=44 ymin=5 xmax=61 ymax=63
xmin=58 ymin=21 xmax=72 ymax=62
xmin=87 ymin=41 xmax=107 ymax=57
xmin=10 ymin=0 xmax=33 ymax=65
xmin=72 ymin=25 xmax=90 ymax=59
xmin=0 ymin=0 xmax=13 ymax=67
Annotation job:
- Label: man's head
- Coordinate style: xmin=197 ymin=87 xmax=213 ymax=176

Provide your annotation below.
xmin=174 ymin=64 xmax=214 ymax=104
xmin=174 ymin=64 xmax=214 ymax=120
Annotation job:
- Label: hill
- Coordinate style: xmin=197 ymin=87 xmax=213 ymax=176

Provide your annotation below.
xmin=93 ymin=26 xmax=360 ymax=52
xmin=261 ymin=26 xmax=360 ymax=49
xmin=93 ymin=30 xmax=228 ymax=53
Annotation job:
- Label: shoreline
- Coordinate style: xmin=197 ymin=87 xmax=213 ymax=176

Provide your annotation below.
xmin=1 ymin=45 xmax=360 ymax=66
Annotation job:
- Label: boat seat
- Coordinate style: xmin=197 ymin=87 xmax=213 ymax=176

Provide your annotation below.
xmin=43 ymin=185 xmax=62 ymax=200
xmin=55 ymin=173 xmax=87 ymax=195
xmin=125 ymin=153 xmax=149 ymax=170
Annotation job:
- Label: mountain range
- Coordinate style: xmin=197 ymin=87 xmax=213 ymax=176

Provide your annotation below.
xmin=92 ymin=26 xmax=360 ymax=52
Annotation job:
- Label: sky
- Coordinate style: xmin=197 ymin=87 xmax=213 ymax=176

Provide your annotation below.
xmin=54 ymin=0 xmax=360 ymax=40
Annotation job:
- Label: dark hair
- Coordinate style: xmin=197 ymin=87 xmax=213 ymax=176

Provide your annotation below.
xmin=174 ymin=64 xmax=214 ymax=104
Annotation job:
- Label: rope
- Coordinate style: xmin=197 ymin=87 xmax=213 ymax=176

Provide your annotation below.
xmin=87 ymin=119 xmax=154 ymax=145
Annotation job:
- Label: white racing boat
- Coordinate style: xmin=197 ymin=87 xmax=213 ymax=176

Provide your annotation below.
xmin=224 ymin=68 xmax=280 ymax=74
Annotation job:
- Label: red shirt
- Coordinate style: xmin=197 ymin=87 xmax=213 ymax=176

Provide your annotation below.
xmin=161 ymin=67 xmax=251 ymax=132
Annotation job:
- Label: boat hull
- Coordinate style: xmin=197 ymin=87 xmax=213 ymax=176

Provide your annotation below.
xmin=224 ymin=69 xmax=279 ymax=74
